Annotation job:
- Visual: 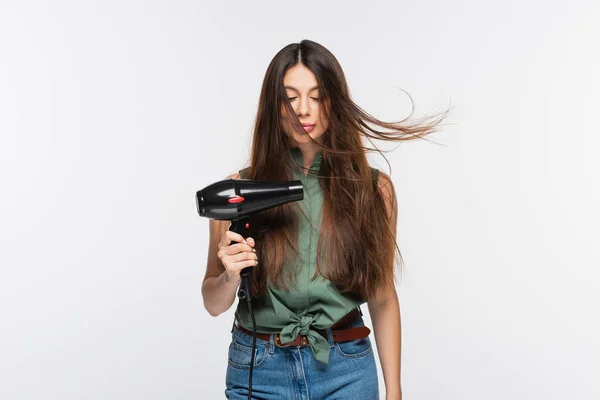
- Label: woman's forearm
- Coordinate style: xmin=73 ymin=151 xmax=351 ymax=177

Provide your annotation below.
xmin=368 ymin=296 xmax=402 ymax=398
xmin=202 ymin=271 xmax=241 ymax=316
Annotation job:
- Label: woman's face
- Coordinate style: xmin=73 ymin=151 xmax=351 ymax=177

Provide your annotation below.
xmin=281 ymin=64 xmax=329 ymax=146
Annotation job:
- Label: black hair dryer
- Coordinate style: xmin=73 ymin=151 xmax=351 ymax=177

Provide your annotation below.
xmin=196 ymin=178 xmax=303 ymax=301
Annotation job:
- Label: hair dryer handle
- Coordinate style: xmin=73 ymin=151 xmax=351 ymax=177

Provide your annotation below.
xmin=229 ymin=215 xmax=251 ymax=239
xmin=229 ymin=215 xmax=254 ymax=301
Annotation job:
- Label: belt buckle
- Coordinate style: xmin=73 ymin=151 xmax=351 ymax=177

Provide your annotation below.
xmin=274 ymin=333 xmax=309 ymax=348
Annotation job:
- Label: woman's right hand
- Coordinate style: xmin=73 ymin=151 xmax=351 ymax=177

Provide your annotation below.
xmin=217 ymin=231 xmax=258 ymax=284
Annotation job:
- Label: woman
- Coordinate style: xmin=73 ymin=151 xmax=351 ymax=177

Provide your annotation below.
xmin=202 ymin=39 xmax=448 ymax=399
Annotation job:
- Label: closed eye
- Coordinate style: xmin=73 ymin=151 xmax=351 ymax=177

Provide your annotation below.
xmin=287 ymin=97 xmax=320 ymax=101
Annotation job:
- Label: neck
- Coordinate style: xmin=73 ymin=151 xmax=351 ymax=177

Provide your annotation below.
xmin=298 ymin=148 xmax=320 ymax=171
xmin=290 ymin=138 xmax=324 ymax=171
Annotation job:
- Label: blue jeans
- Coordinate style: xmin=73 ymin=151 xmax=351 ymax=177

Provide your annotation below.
xmin=225 ymin=313 xmax=379 ymax=399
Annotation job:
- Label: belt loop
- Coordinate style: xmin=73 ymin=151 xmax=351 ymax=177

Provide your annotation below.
xmin=268 ymin=333 xmax=275 ymax=354
xmin=325 ymin=327 xmax=335 ymax=348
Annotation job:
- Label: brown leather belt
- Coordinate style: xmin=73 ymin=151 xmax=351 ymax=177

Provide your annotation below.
xmin=234 ymin=308 xmax=371 ymax=348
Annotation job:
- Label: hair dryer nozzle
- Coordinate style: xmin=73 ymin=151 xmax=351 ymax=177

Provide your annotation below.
xmin=196 ymin=179 xmax=303 ymax=220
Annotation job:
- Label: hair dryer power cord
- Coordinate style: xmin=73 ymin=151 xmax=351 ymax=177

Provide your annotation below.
xmin=238 ymin=273 xmax=257 ymax=400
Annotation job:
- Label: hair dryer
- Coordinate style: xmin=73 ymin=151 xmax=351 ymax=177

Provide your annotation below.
xmin=196 ymin=178 xmax=303 ymax=301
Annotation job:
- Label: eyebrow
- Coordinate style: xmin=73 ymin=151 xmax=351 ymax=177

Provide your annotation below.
xmin=284 ymin=85 xmax=319 ymax=92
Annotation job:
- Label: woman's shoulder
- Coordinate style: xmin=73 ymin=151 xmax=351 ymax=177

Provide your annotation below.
xmin=227 ymin=171 xmax=241 ymax=180
xmin=238 ymin=166 xmax=250 ymax=179
xmin=370 ymin=166 xmax=379 ymax=181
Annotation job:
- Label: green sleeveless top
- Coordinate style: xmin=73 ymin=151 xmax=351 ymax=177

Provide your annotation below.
xmin=234 ymin=147 xmax=380 ymax=365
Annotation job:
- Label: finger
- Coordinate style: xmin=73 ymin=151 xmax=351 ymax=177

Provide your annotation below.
xmin=230 ymin=251 xmax=258 ymax=264
xmin=231 ymin=259 xmax=258 ymax=270
xmin=225 ymin=230 xmax=246 ymax=245
xmin=226 ymin=257 xmax=258 ymax=273
xmin=224 ymin=243 xmax=253 ymax=255
xmin=247 ymin=238 xmax=257 ymax=253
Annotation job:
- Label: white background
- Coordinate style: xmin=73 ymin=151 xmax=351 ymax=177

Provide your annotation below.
xmin=1 ymin=1 xmax=599 ymax=399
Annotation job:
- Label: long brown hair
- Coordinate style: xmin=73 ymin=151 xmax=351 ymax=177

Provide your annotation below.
xmin=244 ymin=39 xmax=450 ymax=301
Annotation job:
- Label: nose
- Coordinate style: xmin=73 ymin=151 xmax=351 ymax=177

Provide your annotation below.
xmin=296 ymin=96 xmax=311 ymax=117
